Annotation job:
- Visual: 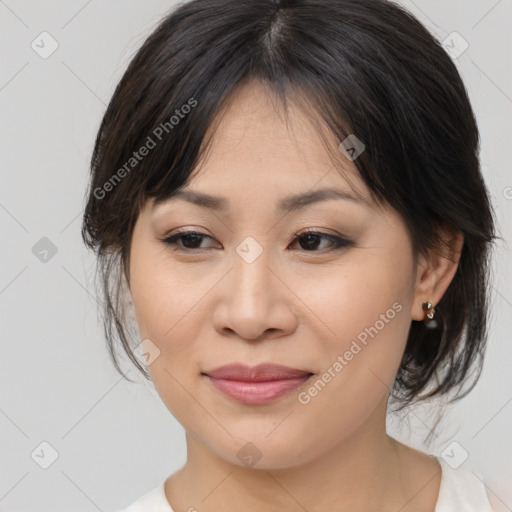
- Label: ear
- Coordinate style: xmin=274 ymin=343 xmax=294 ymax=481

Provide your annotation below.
xmin=411 ymin=225 xmax=464 ymax=321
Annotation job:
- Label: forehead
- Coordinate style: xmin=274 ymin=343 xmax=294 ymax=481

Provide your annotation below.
xmin=174 ymin=81 xmax=368 ymax=202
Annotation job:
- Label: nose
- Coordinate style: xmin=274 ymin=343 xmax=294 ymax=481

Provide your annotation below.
xmin=212 ymin=242 xmax=297 ymax=341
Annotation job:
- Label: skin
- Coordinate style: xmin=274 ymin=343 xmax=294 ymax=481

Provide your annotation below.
xmin=128 ymin=80 xmax=464 ymax=512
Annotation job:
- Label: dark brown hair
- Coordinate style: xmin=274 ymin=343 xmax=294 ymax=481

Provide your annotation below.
xmin=81 ymin=0 xmax=499 ymax=418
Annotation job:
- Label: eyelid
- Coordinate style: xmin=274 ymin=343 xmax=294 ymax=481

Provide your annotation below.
xmin=160 ymin=228 xmax=218 ymax=250
xmin=290 ymin=229 xmax=352 ymax=251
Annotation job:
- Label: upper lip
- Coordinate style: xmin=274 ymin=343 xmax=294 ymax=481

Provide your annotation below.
xmin=203 ymin=363 xmax=313 ymax=382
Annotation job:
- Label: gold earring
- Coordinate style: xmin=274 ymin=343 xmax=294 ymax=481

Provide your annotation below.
xmin=422 ymin=301 xmax=436 ymax=321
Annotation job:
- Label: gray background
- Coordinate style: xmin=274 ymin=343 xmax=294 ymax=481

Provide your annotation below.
xmin=0 ymin=1 xmax=511 ymax=511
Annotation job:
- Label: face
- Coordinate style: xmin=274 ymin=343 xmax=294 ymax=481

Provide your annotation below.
xmin=128 ymin=81 xmax=422 ymax=469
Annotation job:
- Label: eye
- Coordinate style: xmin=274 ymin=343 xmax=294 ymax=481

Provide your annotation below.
xmin=160 ymin=229 xmax=218 ymax=250
xmin=160 ymin=228 xmax=353 ymax=253
xmin=289 ymin=229 xmax=353 ymax=252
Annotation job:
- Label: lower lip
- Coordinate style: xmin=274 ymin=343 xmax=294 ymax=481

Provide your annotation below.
xmin=205 ymin=375 xmax=313 ymax=404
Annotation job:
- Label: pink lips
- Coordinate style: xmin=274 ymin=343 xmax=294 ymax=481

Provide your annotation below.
xmin=203 ymin=363 xmax=313 ymax=405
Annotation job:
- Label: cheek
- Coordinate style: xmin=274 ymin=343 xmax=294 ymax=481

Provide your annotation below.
xmin=297 ymin=258 xmax=414 ymax=396
xmin=129 ymin=257 xmax=212 ymax=395
xmin=130 ymin=257 xmax=212 ymax=340
xmin=304 ymin=256 xmax=410 ymax=322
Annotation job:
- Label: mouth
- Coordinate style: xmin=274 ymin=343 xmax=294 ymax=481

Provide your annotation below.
xmin=201 ymin=363 xmax=314 ymax=405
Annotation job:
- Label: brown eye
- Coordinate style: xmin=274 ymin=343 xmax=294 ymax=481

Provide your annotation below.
xmin=290 ymin=231 xmax=353 ymax=252
xmin=160 ymin=229 xmax=353 ymax=253
xmin=161 ymin=230 xmax=217 ymax=250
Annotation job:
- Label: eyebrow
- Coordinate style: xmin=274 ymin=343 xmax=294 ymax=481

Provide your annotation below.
xmin=153 ymin=187 xmax=369 ymax=213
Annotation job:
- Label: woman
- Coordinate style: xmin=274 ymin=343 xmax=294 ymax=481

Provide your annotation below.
xmin=81 ymin=0 xmax=498 ymax=510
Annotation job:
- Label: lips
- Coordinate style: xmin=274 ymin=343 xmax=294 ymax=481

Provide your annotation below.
xmin=202 ymin=363 xmax=314 ymax=405
xmin=203 ymin=363 xmax=313 ymax=381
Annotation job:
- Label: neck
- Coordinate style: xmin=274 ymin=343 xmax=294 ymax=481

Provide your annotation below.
xmin=165 ymin=409 xmax=426 ymax=511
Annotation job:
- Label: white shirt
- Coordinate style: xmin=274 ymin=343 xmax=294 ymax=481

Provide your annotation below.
xmin=116 ymin=458 xmax=494 ymax=511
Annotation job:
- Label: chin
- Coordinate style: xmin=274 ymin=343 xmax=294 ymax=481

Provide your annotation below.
xmin=209 ymin=432 xmax=319 ymax=471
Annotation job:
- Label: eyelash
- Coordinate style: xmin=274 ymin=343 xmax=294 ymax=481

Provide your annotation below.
xmin=160 ymin=228 xmax=353 ymax=253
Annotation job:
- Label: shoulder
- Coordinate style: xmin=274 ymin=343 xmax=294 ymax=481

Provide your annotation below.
xmin=435 ymin=457 xmax=494 ymax=512
xmin=114 ymin=480 xmax=173 ymax=512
